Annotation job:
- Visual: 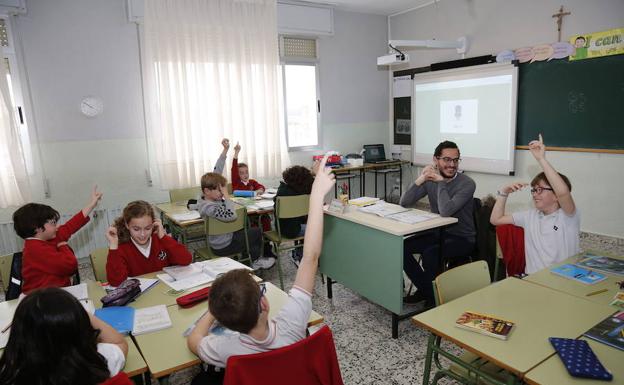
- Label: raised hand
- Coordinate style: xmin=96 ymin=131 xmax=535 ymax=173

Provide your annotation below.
xmin=501 ymin=182 xmax=528 ymax=195
xmin=152 ymin=219 xmax=166 ymax=239
xmin=105 ymin=226 xmax=119 ymax=248
xmin=234 ymin=142 xmax=241 ymax=154
xmin=311 ymin=155 xmax=336 ymax=197
xmin=82 ymin=185 xmax=103 ymax=217
xmin=528 ymin=133 xmax=545 ymax=161
xmin=221 ymin=138 xmax=230 ymax=152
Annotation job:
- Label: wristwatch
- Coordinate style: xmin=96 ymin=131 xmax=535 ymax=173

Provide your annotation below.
xmin=496 ymin=190 xmax=509 ymax=198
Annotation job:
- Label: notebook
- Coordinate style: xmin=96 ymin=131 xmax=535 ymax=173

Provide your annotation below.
xmin=575 ymin=254 xmax=624 ymax=276
xmin=583 ymin=311 xmax=624 ymax=352
xmin=550 ymin=264 xmax=607 ymax=285
xmin=94 ymin=305 xmax=172 ymax=336
xmin=455 ymin=311 xmax=514 ymax=340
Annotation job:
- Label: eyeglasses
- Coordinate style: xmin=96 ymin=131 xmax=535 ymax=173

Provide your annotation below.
xmin=257 ymin=283 xmax=266 ymax=314
xmin=436 ymin=157 xmax=461 ymax=164
xmin=530 ymin=186 xmax=554 ymax=194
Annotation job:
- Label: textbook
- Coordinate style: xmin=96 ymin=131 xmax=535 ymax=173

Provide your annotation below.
xmin=358 ymin=201 xmax=409 ymax=218
xmin=575 ymin=254 xmax=624 ymax=276
xmin=583 ymin=311 xmax=624 ymax=352
xmin=158 ymin=258 xmax=252 ymax=291
xmin=550 ymin=264 xmax=607 ymax=285
xmin=95 ymin=305 xmax=172 ymax=336
xmin=455 ymin=311 xmax=515 ymax=340
xmin=348 ymin=196 xmax=380 ymax=207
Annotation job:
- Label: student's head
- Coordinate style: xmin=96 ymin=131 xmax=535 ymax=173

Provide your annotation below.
xmin=433 ymin=141 xmax=461 ymax=178
xmin=282 ymin=166 xmax=314 ymax=194
xmin=574 ymin=36 xmax=586 ymax=48
xmin=0 ymin=288 xmax=110 ymax=385
xmin=208 ymin=269 xmax=267 ymax=333
xmin=12 ymin=203 xmax=61 ymax=240
xmin=114 ymin=200 xmax=156 ymax=245
xmin=201 ymin=172 xmax=227 ymax=201
xmin=530 ymin=172 xmax=572 ymax=212
xmin=238 ymin=163 xmax=249 ymax=183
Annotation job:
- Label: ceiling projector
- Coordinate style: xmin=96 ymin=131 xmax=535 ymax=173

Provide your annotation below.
xmin=377 ymin=53 xmax=410 ymax=66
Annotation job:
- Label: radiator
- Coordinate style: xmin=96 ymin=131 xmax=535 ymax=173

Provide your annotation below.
xmin=0 ymin=208 xmax=123 ymax=259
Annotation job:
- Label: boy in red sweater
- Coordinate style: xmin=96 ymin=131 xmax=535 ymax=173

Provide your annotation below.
xmin=231 ymin=142 xmax=265 ymax=194
xmin=13 ymin=186 xmax=103 ymax=294
xmin=105 ymin=200 xmax=192 ymax=286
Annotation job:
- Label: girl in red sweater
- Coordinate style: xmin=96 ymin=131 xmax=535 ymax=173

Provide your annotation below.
xmin=105 ymin=200 xmax=192 ymax=286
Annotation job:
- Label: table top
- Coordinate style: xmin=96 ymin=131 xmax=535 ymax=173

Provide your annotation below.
xmin=524 ymin=337 xmax=623 ymax=385
xmin=324 ymin=205 xmax=457 ymax=237
xmin=133 ymin=281 xmax=324 ymax=378
xmin=157 ymin=200 xmax=272 ymax=228
xmin=524 ymin=252 xmax=623 ymax=307
xmin=124 ymin=336 xmax=148 ymax=377
xmin=412 ymin=277 xmax=617 ymax=377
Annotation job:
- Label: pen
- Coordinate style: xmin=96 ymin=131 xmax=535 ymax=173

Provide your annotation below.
xmin=586 ymin=288 xmax=608 ymax=297
xmin=182 ymin=310 xmax=209 ymax=337
xmin=1 ymin=322 xmax=11 ymax=333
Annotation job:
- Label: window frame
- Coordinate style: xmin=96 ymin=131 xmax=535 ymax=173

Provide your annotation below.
xmin=280 ymin=58 xmax=321 ymax=152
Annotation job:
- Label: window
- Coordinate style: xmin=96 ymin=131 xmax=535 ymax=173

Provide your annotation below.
xmin=280 ymin=37 xmax=319 ymax=150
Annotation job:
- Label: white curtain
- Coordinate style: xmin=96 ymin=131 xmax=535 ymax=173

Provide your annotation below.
xmin=143 ymin=0 xmax=284 ymax=189
xmin=0 ymin=58 xmax=29 ymax=208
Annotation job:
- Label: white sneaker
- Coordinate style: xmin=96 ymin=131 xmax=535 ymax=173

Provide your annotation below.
xmin=252 ymin=257 xmax=276 ymax=270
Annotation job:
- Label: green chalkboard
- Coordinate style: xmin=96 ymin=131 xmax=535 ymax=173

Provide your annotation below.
xmin=516 ymin=54 xmax=624 ymax=152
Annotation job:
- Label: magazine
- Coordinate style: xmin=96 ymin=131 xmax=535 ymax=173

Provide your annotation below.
xmin=550 ymin=264 xmax=607 ymax=285
xmin=575 ymin=254 xmax=624 ymax=276
xmin=583 ymin=311 xmax=624 ymax=351
xmin=455 ymin=311 xmax=514 ymax=340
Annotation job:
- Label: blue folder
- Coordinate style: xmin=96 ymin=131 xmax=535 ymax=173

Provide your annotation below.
xmin=94 ymin=306 xmax=135 ymax=335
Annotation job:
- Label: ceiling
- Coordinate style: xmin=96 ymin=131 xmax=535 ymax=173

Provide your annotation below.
xmin=296 ymin=0 xmax=436 ymax=16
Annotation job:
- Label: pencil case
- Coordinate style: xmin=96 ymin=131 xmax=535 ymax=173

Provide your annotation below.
xmin=549 ymin=337 xmax=612 ymax=380
xmin=176 ymin=287 xmax=211 ymax=308
xmin=233 ymin=190 xmax=255 ymax=197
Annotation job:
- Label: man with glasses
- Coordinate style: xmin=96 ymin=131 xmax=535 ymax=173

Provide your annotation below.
xmin=187 ymin=156 xmax=335 ymax=368
xmin=400 ymin=141 xmax=476 ymax=307
xmin=490 ymin=134 xmax=579 ymax=274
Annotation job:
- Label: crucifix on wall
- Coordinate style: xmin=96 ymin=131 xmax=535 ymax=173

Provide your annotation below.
xmin=552 ymin=5 xmax=571 ymax=42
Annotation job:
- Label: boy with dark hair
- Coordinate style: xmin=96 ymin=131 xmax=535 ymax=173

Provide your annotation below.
xmin=196 ymin=167 xmax=276 ymax=270
xmin=13 ymin=186 xmax=102 ymax=293
xmin=187 ymin=156 xmax=335 ymax=367
xmin=491 ymin=134 xmax=579 ymax=274
xmin=400 ymin=140 xmax=476 ymax=307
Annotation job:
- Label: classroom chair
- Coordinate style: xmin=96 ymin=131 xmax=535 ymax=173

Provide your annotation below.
xmin=89 ymin=247 xmax=109 ymax=282
xmin=193 ymin=206 xmax=253 ymax=266
xmin=168 ymin=186 xmax=200 ymax=203
xmin=263 ymin=195 xmax=309 ymax=289
xmin=422 ymin=261 xmax=512 ymax=385
xmin=223 ymin=325 xmax=344 ymax=385
xmin=227 ymin=182 xmax=233 ymax=194
xmin=0 ymin=253 xmax=12 ymax=292
xmin=368 ymin=166 xmax=400 ymax=200
xmin=440 ymin=198 xmax=482 ymax=272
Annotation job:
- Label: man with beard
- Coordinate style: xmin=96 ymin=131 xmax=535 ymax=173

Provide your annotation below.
xmin=399 ymin=141 xmax=476 ymax=307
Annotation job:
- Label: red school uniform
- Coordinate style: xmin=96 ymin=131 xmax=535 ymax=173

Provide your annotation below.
xmin=231 ymin=158 xmax=271 ymax=231
xmin=106 ymin=233 xmax=192 ymax=286
xmin=21 ymin=211 xmax=89 ymax=294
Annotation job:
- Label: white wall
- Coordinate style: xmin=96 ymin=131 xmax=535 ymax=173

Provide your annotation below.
xmin=389 ymin=0 xmax=624 ymax=237
xmin=0 ymin=1 xmax=389 ymax=222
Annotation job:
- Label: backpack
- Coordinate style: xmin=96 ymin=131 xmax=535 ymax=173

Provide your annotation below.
xmin=6 ymin=252 xmax=23 ymax=300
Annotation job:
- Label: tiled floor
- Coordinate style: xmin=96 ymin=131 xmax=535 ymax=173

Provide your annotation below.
xmin=4 ymin=233 xmax=623 ymax=385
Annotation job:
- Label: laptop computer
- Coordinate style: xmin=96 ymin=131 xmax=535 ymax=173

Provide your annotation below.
xmin=363 ymin=144 xmax=396 ymax=164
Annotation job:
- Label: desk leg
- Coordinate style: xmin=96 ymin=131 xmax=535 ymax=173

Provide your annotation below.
xmin=157 ymin=375 xmax=170 ymax=385
xmin=392 ymin=314 xmax=399 ymax=339
xmin=438 ymin=227 xmax=445 ymax=272
xmin=361 ymin=169 xmax=365 ymax=196
xmin=422 ymin=334 xmax=435 ymax=385
xmin=326 ymin=276 xmax=333 ymax=299
xmin=399 ymin=164 xmax=403 ymax=196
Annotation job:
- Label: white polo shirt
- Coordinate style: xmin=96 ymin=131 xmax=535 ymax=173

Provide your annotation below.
xmin=512 ymin=208 xmax=580 ymax=274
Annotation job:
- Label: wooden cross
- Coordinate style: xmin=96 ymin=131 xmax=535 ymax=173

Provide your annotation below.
xmin=552 ymin=6 xmax=571 ymax=42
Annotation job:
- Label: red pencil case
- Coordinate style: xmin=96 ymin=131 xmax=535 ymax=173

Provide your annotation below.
xmin=176 ymin=287 xmax=211 ymax=308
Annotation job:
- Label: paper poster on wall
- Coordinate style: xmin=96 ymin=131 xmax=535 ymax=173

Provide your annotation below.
xmin=570 ymin=28 xmax=624 ymax=61
xmin=393 ymin=75 xmax=412 ymax=97
xmin=394 ymin=97 xmax=411 ymax=145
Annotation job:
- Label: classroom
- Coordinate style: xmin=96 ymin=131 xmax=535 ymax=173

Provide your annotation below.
xmin=0 ymin=0 xmax=623 ymax=384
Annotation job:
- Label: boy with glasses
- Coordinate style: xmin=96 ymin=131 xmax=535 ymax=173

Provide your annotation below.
xmin=400 ymin=141 xmax=476 ymax=307
xmin=490 ymin=134 xmax=579 ymax=274
xmin=187 ymin=156 xmax=335 ymax=367
xmin=12 ymin=186 xmax=103 ymax=293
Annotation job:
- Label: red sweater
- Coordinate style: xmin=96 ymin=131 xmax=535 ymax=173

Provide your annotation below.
xmin=231 ymin=158 xmax=265 ymax=192
xmin=106 ymin=234 xmax=192 ymax=286
xmin=22 ymin=212 xmax=89 ymax=294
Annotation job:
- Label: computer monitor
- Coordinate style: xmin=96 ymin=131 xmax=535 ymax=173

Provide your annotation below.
xmin=363 ymin=144 xmax=386 ymax=163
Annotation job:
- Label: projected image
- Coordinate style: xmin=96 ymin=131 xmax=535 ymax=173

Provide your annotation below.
xmin=440 ymin=99 xmax=478 ymax=134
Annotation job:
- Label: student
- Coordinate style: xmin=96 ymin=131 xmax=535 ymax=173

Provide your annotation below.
xmin=231 ymin=142 xmax=265 ymax=194
xmin=196 ymin=171 xmax=276 ymax=270
xmin=399 ymin=141 xmax=476 ymax=307
xmin=105 ymin=200 xmax=192 ymax=286
xmin=187 ymin=155 xmax=335 ymax=367
xmin=12 ymin=186 xmax=102 ymax=294
xmin=490 ymin=134 xmax=579 ymax=274
xmin=274 ymin=164 xmax=315 ymax=266
xmin=0 ymin=287 xmax=130 ymax=385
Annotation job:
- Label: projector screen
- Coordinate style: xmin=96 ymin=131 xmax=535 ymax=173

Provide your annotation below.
xmin=412 ymin=63 xmax=518 ymax=175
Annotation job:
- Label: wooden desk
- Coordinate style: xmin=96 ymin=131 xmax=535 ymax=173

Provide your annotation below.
xmin=125 ymin=336 xmax=149 ymax=378
xmin=412 ymin=278 xmax=616 ymax=380
xmin=524 ymin=337 xmax=623 ymax=385
xmin=524 ymin=252 xmax=624 ymax=307
xmin=133 ymin=282 xmax=323 ymax=381
xmin=320 ymin=205 xmax=457 ymax=338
